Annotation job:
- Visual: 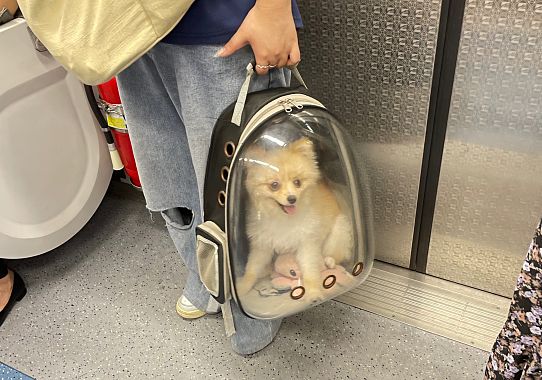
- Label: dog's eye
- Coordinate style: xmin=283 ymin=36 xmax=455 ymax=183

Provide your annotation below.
xmin=290 ymin=270 xmax=297 ymax=277
xmin=293 ymin=179 xmax=301 ymax=188
xmin=270 ymin=181 xmax=280 ymax=191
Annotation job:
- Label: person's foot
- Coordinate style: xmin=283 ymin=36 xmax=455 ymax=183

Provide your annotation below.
xmin=176 ymin=295 xmax=207 ymax=319
xmin=176 ymin=294 xmax=221 ymax=319
xmin=0 ymin=270 xmax=14 ymax=311
xmin=0 ymin=269 xmax=26 ymax=327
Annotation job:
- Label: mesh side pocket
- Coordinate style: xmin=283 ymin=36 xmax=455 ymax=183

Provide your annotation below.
xmin=196 ymin=235 xmax=220 ymax=297
xmin=196 ymin=221 xmax=229 ymax=304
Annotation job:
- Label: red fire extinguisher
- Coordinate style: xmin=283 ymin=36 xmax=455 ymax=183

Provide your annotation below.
xmin=96 ymin=78 xmax=141 ymax=188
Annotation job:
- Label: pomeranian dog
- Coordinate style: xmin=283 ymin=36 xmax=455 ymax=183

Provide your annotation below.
xmin=236 ymin=137 xmax=353 ymax=301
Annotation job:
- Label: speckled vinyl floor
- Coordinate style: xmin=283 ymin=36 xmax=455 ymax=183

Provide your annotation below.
xmin=0 ymin=184 xmax=490 ymax=380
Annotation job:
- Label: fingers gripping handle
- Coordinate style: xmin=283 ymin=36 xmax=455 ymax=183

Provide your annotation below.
xmin=230 ymin=63 xmax=307 ymax=126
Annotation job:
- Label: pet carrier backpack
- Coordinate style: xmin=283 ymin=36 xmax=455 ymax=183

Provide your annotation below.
xmin=196 ymin=64 xmax=374 ymax=335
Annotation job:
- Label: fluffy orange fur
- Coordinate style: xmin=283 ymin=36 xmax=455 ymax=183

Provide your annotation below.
xmin=236 ymin=137 xmax=353 ymax=302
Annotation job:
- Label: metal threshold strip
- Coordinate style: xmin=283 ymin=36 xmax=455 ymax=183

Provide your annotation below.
xmin=337 ymin=261 xmax=511 ymax=351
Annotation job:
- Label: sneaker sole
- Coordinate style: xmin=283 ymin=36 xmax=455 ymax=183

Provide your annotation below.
xmin=176 ymin=302 xmax=206 ymax=320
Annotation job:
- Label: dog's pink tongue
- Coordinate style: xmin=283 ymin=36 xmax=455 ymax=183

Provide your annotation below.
xmin=282 ymin=205 xmax=296 ymax=215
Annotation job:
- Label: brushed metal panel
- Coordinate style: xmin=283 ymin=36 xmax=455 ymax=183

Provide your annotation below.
xmin=427 ymin=0 xmax=542 ymax=296
xmin=297 ymin=0 xmax=442 ymax=267
xmin=339 ymin=261 xmax=510 ymax=351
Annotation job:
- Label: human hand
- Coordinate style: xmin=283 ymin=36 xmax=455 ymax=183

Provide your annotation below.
xmin=215 ymin=0 xmax=301 ymax=75
xmin=1 ymin=0 xmax=19 ymax=14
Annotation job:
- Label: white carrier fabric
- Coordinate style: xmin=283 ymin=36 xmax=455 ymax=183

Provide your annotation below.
xmin=196 ymin=64 xmax=374 ymax=334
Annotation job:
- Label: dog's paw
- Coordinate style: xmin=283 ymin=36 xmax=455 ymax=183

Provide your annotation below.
xmin=324 ymin=256 xmax=336 ymax=269
xmin=303 ymin=286 xmax=325 ymax=304
xmin=255 ymin=283 xmax=282 ymax=297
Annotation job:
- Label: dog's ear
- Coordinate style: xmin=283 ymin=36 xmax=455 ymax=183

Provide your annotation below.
xmin=244 ymin=145 xmax=266 ymax=162
xmin=289 ymin=137 xmax=316 ymax=160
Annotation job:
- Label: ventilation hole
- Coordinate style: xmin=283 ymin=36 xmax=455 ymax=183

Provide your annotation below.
xmin=220 ymin=166 xmax=230 ymax=182
xmin=224 ymin=141 xmax=236 ymax=158
xmin=218 ymin=191 xmax=226 ymax=207
xmin=352 ymin=262 xmax=364 ymax=276
xmin=290 ymin=286 xmax=305 ymax=300
xmin=323 ymin=275 xmax=336 ymax=289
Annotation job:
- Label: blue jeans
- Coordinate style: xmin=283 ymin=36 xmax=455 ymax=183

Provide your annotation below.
xmin=117 ymin=43 xmax=289 ymax=355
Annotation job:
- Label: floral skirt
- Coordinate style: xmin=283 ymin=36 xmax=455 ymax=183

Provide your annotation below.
xmin=485 ymin=219 xmax=542 ymax=379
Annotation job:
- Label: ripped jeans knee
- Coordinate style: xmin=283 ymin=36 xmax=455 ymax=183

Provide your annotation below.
xmin=161 ymin=207 xmax=195 ymax=230
xmin=159 ymin=206 xmax=209 ymax=305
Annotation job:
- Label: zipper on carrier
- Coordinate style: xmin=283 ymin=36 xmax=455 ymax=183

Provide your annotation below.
xmin=278 ymin=98 xmax=304 ymax=114
xmin=237 ymin=94 xmax=324 ymax=148
xmin=278 ymin=99 xmax=293 ymax=113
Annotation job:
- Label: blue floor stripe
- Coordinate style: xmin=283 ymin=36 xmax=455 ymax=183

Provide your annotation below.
xmin=0 ymin=363 xmax=33 ymax=380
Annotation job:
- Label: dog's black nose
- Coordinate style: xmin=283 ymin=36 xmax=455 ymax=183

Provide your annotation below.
xmin=287 ymin=195 xmax=297 ymax=204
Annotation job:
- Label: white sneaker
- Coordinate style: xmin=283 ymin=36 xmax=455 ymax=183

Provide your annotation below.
xmin=176 ymin=295 xmax=206 ymax=320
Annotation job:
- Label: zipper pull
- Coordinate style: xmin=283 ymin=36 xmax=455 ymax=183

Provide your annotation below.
xmin=279 ymin=99 xmax=293 ymax=113
xmin=289 ymin=99 xmax=304 ymax=110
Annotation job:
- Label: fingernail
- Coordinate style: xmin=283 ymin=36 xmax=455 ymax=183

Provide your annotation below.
xmin=214 ymin=47 xmax=225 ymax=57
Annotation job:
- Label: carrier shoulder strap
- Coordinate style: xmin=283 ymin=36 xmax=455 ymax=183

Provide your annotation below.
xmin=221 ymin=300 xmax=236 ymax=337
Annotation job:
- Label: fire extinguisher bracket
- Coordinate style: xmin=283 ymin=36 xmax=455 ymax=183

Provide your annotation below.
xmin=97 ymin=98 xmax=128 ymax=131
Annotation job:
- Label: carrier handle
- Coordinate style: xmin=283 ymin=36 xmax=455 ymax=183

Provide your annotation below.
xmin=231 ymin=63 xmax=307 ymax=126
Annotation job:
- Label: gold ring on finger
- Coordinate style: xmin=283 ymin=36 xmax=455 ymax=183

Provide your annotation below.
xmin=256 ymin=64 xmax=277 ymax=69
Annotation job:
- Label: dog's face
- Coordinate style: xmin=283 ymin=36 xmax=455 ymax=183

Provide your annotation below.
xmin=244 ymin=137 xmax=320 ymax=216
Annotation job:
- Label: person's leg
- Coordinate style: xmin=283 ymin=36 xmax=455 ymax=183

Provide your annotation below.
xmin=484 ymin=220 xmax=542 ymax=379
xmin=117 ymin=54 xmax=215 ymax=314
xmin=524 ymin=353 xmax=542 ymax=380
xmin=485 ymin=316 xmax=529 ymax=379
xmin=0 ymin=259 xmax=26 ymax=326
xmin=154 ymin=44 xmax=290 ymax=199
xmin=155 ymin=44 xmax=290 ymax=355
xmin=118 ymin=43 xmax=290 ymax=354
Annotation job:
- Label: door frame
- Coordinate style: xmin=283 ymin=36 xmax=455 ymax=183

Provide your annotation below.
xmin=409 ymin=0 xmax=467 ymax=272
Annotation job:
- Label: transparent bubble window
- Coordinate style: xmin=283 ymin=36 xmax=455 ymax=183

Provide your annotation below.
xmin=227 ymin=107 xmax=372 ymax=319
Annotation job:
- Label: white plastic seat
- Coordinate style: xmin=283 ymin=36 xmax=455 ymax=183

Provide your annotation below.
xmin=0 ymin=19 xmax=112 ymax=258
